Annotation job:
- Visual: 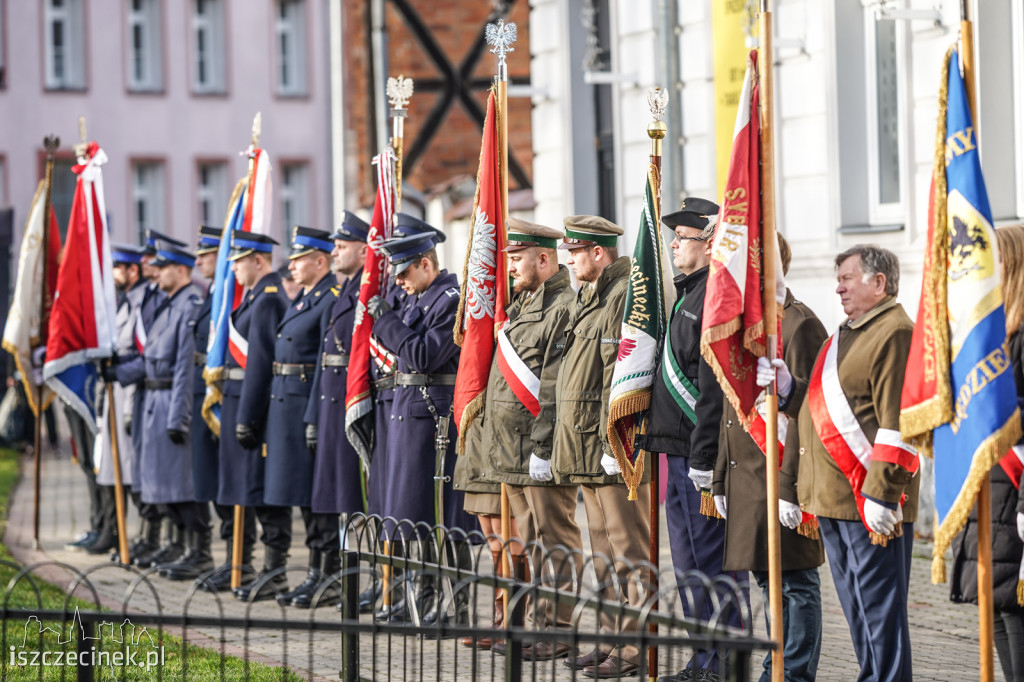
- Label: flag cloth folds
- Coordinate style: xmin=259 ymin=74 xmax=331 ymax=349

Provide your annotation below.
xmin=42 ymin=143 xmax=118 ymax=432
xmin=202 ymin=148 xmax=272 ymax=434
xmin=345 ymin=149 xmax=395 ymax=466
xmin=2 ymin=178 xmax=61 ymax=416
xmin=700 ymin=50 xmax=783 ymax=429
xmin=900 ymin=47 xmax=1022 ymax=583
xmin=606 ymin=163 xmax=669 ymax=500
xmin=453 ymin=88 xmax=507 ymax=452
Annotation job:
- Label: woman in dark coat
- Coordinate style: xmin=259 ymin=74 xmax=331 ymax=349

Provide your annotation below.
xmin=950 ymin=224 xmax=1024 ymax=682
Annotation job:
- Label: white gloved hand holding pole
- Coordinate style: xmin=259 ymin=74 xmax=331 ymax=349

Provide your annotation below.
xmin=688 ymin=467 xmax=713 ymax=491
xmin=755 ymin=356 xmax=793 ymax=399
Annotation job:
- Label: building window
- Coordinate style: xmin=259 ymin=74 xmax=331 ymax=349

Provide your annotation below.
xmin=128 ymin=0 xmax=163 ymax=92
xmin=132 ymin=162 xmax=166 ymax=242
xmin=276 ymin=0 xmax=307 ymax=96
xmin=193 ymin=0 xmax=225 ymax=94
xmin=51 ymin=159 xmax=77 ymax=240
xmin=44 ymin=0 xmax=86 ymax=90
xmin=863 ymin=11 xmax=908 ymax=225
xmin=197 ymin=161 xmax=227 ymax=225
xmin=280 ymin=163 xmax=309 ymax=228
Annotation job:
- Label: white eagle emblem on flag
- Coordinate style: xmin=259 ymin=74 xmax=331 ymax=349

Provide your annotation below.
xmin=465 ymin=210 xmax=497 ymax=322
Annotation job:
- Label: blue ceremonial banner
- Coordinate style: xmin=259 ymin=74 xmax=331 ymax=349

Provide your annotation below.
xmin=925 ymin=48 xmax=1021 ymax=581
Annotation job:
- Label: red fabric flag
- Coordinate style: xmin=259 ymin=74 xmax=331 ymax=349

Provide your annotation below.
xmin=453 ymin=89 xmax=507 ymax=449
xmin=345 ymin=150 xmax=395 ymax=465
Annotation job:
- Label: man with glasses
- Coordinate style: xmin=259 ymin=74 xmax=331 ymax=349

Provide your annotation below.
xmin=642 ymin=198 xmax=740 ymax=682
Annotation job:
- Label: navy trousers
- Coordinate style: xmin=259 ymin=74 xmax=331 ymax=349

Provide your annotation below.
xmin=665 ymin=455 xmax=746 ymax=672
xmin=819 ymin=517 xmax=913 ymax=682
xmin=752 ymin=568 xmax=822 ymax=682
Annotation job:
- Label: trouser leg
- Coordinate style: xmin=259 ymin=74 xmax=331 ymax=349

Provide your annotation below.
xmin=753 ymin=568 xmax=822 ymax=682
xmin=993 ymin=608 xmax=1024 ymax=682
xmin=254 ymin=505 xmax=292 ymax=552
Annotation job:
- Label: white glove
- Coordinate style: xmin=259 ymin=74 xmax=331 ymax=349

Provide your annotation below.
xmin=1017 ymin=512 xmax=1024 ymax=542
xmin=895 ymin=503 xmax=904 ymax=525
xmin=600 ymin=453 xmax=621 ymax=476
xmin=863 ymin=498 xmax=898 ymax=536
xmin=529 ymin=453 xmax=553 ymax=482
xmin=688 ymin=467 xmax=714 ymax=491
xmin=756 ymin=356 xmax=793 ymax=399
xmin=779 ymin=500 xmax=802 ymax=529
xmin=31 ymin=346 xmax=47 ymax=367
xmin=713 ymin=495 xmax=727 ymax=519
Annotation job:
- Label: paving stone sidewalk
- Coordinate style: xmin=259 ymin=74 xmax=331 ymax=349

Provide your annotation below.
xmin=4 ymin=449 xmax=1000 ymax=681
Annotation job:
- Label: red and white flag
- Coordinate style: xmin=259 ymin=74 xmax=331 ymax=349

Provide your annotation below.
xmin=43 ymin=143 xmax=118 ymax=432
xmin=701 ymin=50 xmax=785 ymax=427
xmin=345 ymin=149 xmax=396 ymax=466
xmin=453 ymin=89 xmax=507 ymax=451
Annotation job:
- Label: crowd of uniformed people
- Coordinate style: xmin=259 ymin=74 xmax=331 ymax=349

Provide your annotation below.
xmin=57 ymin=199 xmax=1024 ymax=682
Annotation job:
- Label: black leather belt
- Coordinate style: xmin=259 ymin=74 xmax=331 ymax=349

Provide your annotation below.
xmin=321 ymin=353 xmax=349 ymax=368
xmin=144 ymin=379 xmax=173 ymax=390
xmin=373 ymin=376 xmax=395 ymax=391
xmin=272 ymin=362 xmax=315 ymax=377
xmin=394 ymin=372 xmax=457 ymax=387
xmin=194 ymin=352 xmax=207 ymax=366
xmin=224 ymin=368 xmax=246 ymax=381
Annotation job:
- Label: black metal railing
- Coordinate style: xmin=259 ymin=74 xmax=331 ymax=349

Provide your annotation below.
xmin=0 ymin=513 xmax=772 ymax=681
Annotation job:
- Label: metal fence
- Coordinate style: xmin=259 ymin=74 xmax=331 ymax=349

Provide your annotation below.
xmin=1 ymin=513 xmax=772 ymax=681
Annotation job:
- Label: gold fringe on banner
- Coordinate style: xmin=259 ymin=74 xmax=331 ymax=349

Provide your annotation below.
xmin=1017 ymin=579 xmax=1024 ymax=607
xmin=455 ymin=393 xmax=485 ymax=455
xmin=607 ymin=391 xmax=649 ymax=500
xmin=699 ymin=489 xmax=722 ymax=519
xmin=796 ymin=518 xmax=819 ymax=540
xmin=201 ymin=367 xmax=224 ymax=436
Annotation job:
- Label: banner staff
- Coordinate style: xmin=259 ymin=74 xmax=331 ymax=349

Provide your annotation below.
xmin=32 ymin=135 xmax=59 ymax=550
xmin=231 ymin=112 xmax=262 ymax=591
xmin=758 ymin=1 xmax=785 ymax=679
xmin=957 ymin=5 xmax=994 ymax=679
xmin=387 ymin=75 xmax=413 ymax=212
xmin=485 ymin=15 xmax=516 ymax=616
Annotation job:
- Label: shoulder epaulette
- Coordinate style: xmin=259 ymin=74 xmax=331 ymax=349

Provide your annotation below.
xmin=264 ymin=285 xmax=279 ymax=293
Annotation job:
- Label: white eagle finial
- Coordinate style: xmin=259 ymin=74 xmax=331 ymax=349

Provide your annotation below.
xmin=386 ymin=75 xmax=414 ymax=112
xmin=485 ymin=20 xmax=517 ymax=65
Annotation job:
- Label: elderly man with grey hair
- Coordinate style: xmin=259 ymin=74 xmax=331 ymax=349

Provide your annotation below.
xmin=772 ymin=244 xmax=920 ymax=682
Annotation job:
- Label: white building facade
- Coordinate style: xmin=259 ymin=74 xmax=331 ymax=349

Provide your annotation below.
xmin=0 ymin=0 xmax=333 ymax=253
xmin=527 ymin=0 xmax=1024 ymax=329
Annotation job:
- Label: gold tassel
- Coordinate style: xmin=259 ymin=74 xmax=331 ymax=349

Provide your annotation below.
xmin=869 ymin=532 xmax=889 ymax=547
xmin=699 ymin=490 xmax=722 ymax=519
xmin=796 ymin=521 xmax=819 ymax=540
xmin=627 ymin=486 xmax=638 ymax=501
xmin=1017 ymin=580 xmax=1024 ymax=607
xmin=932 ymin=555 xmax=947 ymax=585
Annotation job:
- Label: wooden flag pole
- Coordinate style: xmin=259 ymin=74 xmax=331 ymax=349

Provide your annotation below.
xmin=106 ymin=381 xmax=131 ymax=564
xmin=646 ymin=86 xmax=668 ymax=682
xmin=758 ymin=2 xmax=785 ymax=680
xmin=487 ymin=18 xmax=516 ymax=619
xmin=33 ymin=135 xmax=60 ymax=550
xmin=230 ymin=112 xmax=262 ymax=591
xmin=958 ymin=6 xmax=994 ymax=679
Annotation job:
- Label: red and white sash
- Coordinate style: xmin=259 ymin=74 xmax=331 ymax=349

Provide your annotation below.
xmin=228 ymin=317 xmax=248 ymax=369
xmin=133 ymin=312 xmax=147 ymax=354
xmin=807 ymin=330 xmax=919 ymax=531
xmin=495 ymin=320 xmax=540 ymax=417
xmin=997 ymin=445 xmax=1024 ymax=605
xmin=747 ymin=404 xmax=817 ymax=530
xmin=369 ymin=335 xmax=396 ymax=375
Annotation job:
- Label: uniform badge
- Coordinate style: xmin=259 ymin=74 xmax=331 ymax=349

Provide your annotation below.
xmin=296 ymin=302 xmax=305 ymax=311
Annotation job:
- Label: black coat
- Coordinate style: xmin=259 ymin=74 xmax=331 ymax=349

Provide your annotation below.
xmin=216 ymin=272 xmax=288 ymax=506
xmin=263 ymin=273 xmax=338 ymax=508
xmin=191 ymin=285 xmax=220 ymax=502
xmin=366 ymin=285 xmax=407 ymax=517
xmin=641 ymin=267 xmax=724 ymax=470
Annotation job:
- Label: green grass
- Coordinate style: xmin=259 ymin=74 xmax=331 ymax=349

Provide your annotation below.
xmin=0 ymin=447 xmax=304 ymax=681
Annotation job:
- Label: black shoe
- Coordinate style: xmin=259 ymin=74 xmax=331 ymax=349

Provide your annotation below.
xmin=375 ymin=595 xmax=409 ymax=623
xmin=358 ymin=580 xmax=381 ymax=614
xmin=232 ymin=573 xmax=287 ymax=602
xmin=292 ymin=552 xmax=340 ymax=609
xmin=85 ymin=530 xmax=118 ymax=555
xmin=195 ymin=562 xmax=256 ymax=592
xmin=277 ymin=570 xmax=321 ymax=606
xmin=161 ymin=529 xmax=215 ymax=581
xmin=65 ymin=530 xmax=99 ymax=552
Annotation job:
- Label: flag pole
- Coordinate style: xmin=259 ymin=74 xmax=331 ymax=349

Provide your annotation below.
xmin=33 ymin=136 xmax=59 ymax=550
xmin=758 ymin=2 xmax=785 ymax=680
xmin=105 ymin=380 xmax=130 ymax=563
xmin=231 ymin=112 xmax=262 ymax=591
xmin=958 ymin=6 xmax=994 ymax=679
xmin=387 ymin=75 xmax=413 ymax=212
xmin=487 ymin=17 xmax=516 ymax=617
xmin=646 ymin=86 xmax=668 ymax=682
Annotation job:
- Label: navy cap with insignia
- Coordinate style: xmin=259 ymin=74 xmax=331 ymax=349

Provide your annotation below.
xmin=111 ymin=243 xmax=145 ymax=265
xmin=152 ymin=243 xmax=196 ymax=268
xmin=380 ymin=232 xmax=438 ymax=277
xmin=393 ymin=212 xmax=446 ymax=243
xmin=228 ymin=232 xmax=279 ymax=262
xmin=144 ymin=229 xmax=187 ymax=255
xmin=288 ymin=226 xmax=334 ymax=260
xmin=661 ymin=197 xmax=720 ymax=232
xmin=329 ymin=211 xmax=370 ymax=242
xmin=195 ymin=225 xmax=222 ymax=255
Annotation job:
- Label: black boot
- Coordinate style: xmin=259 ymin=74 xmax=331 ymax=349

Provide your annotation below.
xmin=161 ymin=527 xmax=214 ymax=581
xmin=232 ymin=546 xmax=289 ymax=602
xmin=197 ymin=538 xmax=254 ymax=593
xmin=375 ymin=574 xmax=411 ymax=623
xmin=85 ymin=526 xmax=118 ymax=555
xmin=293 ymin=551 xmax=341 ymax=609
xmin=277 ymin=549 xmax=321 ymax=606
xmin=115 ymin=518 xmax=160 ymax=564
xmin=137 ymin=522 xmax=185 ymax=569
xmin=357 ymin=575 xmax=382 ymax=614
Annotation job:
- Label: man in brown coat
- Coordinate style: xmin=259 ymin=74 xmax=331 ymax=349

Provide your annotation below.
xmin=711 ymin=234 xmax=827 ymax=682
xmin=784 ymin=245 xmax=919 ymax=682
xmin=552 ymin=215 xmax=651 ymax=679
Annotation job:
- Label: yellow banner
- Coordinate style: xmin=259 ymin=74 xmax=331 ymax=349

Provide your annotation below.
xmin=712 ymin=1 xmax=757 ymax=197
